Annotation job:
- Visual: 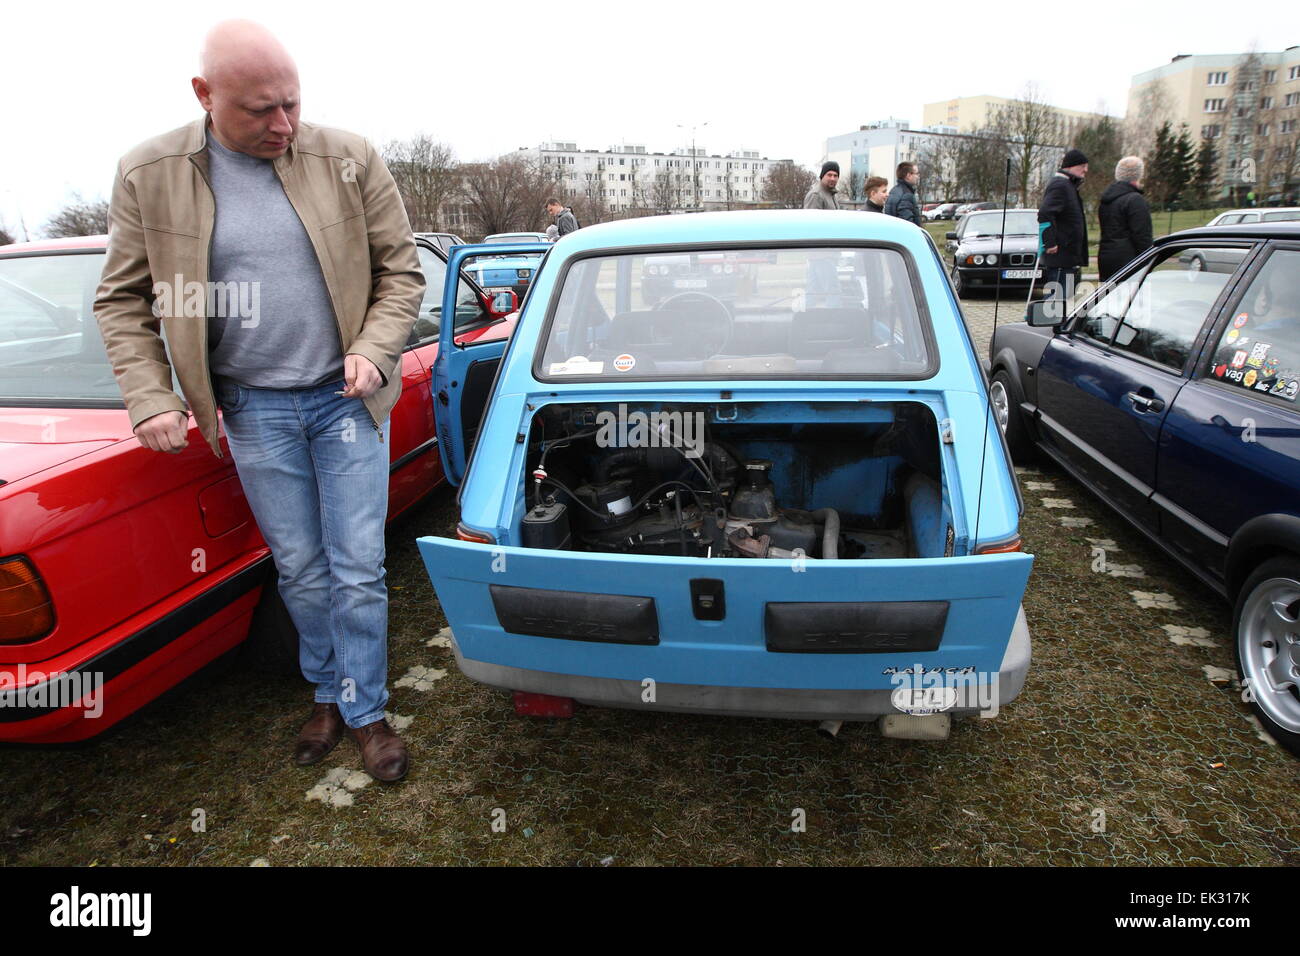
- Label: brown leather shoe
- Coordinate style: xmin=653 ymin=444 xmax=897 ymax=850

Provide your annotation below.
xmin=294 ymin=702 xmax=344 ymax=766
xmin=351 ymin=718 xmax=408 ymax=782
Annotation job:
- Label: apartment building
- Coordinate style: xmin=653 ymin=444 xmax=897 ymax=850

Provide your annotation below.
xmin=922 ymin=95 xmax=1111 ymax=142
xmin=1127 ymin=48 xmax=1300 ymax=198
xmin=511 ymin=142 xmax=788 ymax=212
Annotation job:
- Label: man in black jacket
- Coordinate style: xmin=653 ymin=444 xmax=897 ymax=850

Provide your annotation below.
xmin=883 ymin=162 xmax=921 ymax=224
xmin=1097 ymin=156 xmax=1153 ymax=282
xmin=1037 ymin=148 xmax=1089 ymax=299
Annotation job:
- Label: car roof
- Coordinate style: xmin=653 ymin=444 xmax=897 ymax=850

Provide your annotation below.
xmin=1213 ymin=207 xmax=1300 ymax=217
xmin=549 ymin=210 xmax=930 ymax=255
xmin=0 ymin=235 xmax=108 ymax=254
xmin=1156 ymin=222 xmax=1300 ymax=244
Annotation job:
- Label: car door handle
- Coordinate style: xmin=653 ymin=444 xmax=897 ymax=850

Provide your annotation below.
xmin=1125 ymin=391 xmax=1165 ymax=413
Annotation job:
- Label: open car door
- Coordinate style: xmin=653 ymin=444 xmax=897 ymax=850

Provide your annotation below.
xmin=433 ymin=242 xmax=549 ymax=486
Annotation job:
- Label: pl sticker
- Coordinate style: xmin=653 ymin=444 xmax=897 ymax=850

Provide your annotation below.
xmin=612 ymin=353 xmax=636 ymax=372
xmin=1234 ymin=312 xmax=1249 ymax=328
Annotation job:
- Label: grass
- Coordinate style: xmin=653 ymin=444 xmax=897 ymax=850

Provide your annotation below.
xmin=0 ymin=453 xmax=1297 ymax=866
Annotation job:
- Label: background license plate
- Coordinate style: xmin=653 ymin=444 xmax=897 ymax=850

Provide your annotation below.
xmin=673 ymin=278 xmax=708 ymax=289
xmin=1002 ymin=269 xmax=1041 ymax=279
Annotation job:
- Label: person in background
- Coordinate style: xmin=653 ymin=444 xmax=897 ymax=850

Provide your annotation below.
xmin=863 ymin=176 xmax=888 ymax=213
xmin=1097 ymin=155 xmax=1153 ymax=282
xmin=1037 ymin=148 xmax=1089 ymax=300
xmin=545 ymin=198 xmax=579 ymax=237
xmin=545 ymin=224 xmax=559 ymax=242
xmin=883 ymin=162 xmax=921 ymax=225
xmin=803 ymin=162 xmax=840 ymax=209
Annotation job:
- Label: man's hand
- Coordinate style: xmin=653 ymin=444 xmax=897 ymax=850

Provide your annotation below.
xmin=341 ymin=353 xmax=383 ymax=399
xmin=1045 ymin=246 xmax=1059 ymax=255
xmin=133 ymin=410 xmax=190 ymax=454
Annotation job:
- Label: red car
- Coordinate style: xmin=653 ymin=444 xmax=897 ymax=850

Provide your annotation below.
xmin=0 ymin=234 xmax=521 ymax=743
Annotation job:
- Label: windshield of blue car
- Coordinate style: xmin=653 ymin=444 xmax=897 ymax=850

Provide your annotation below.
xmin=0 ymin=251 xmax=132 ymax=404
xmin=538 ymin=246 xmax=935 ymax=380
xmin=963 ymin=212 xmax=1039 ymax=237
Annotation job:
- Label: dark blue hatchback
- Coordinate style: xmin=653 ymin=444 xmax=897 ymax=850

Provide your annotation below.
xmin=989 ymin=222 xmax=1300 ymax=756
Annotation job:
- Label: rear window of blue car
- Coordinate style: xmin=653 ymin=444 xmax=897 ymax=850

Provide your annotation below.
xmin=536 ymin=245 xmax=936 ymax=381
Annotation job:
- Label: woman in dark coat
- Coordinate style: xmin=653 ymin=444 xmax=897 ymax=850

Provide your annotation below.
xmin=1097 ymin=156 xmax=1154 ymax=282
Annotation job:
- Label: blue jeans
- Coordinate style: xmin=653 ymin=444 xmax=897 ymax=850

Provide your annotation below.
xmin=215 ymin=377 xmax=390 ymax=728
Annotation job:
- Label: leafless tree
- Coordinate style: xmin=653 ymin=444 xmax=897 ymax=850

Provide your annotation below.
xmin=43 ymin=193 xmax=109 ymax=238
xmin=990 ymin=83 xmax=1057 ymax=204
xmin=650 ymin=170 xmax=677 ymax=215
xmin=381 ymin=135 xmax=460 ymax=232
xmin=461 ymin=156 xmax=561 ymax=237
xmin=957 ymin=129 xmax=1012 ymax=203
xmin=1124 ymin=77 xmax=1173 ymax=161
xmin=916 ymin=136 xmax=963 ymax=202
xmin=761 ymin=161 xmax=815 ymax=208
xmin=0 ymin=225 xmax=14 ymax=246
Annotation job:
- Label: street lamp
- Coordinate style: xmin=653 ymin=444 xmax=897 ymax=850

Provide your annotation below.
xmin=676 ymin=121 xmax=709 ymax=210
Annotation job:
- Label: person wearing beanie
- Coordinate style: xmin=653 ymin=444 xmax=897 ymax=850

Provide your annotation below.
xmin=883 ymin=161 xmax=922 ymax=225
xmin=803 ymin=161 xmax=840 ymax=209
xmin=1036 ymin=147 xmax=1090 ymax=299
xmin=1096 ymin=155 xmax=1153 ymax=282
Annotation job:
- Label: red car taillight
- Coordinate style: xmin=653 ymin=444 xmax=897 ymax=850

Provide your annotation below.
xmin=0 ymin=556 xmax=56 ymax=644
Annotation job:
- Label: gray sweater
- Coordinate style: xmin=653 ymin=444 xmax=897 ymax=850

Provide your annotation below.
xmin=205 ymin=132 xmax=344 ymax=388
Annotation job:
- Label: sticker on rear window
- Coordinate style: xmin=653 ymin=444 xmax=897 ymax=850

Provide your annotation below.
xmin=549 ymin=357 xmax=604 ymax=375
xmin=613 ymin=353 xmax=636 ymax=372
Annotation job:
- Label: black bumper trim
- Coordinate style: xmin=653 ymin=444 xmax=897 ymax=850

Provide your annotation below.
xmin=490 ymin=584 xmax=659 ymax=645
xmin=765 ymin=600 xmax=948 ymax=653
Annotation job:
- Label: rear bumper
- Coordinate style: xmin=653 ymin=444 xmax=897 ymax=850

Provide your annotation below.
xmin=454 ymin=606 xmax=1031 ymax=721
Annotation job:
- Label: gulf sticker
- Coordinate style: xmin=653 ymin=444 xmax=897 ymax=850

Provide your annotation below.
xmin=1227 ymin=328 xmax=1240 ymax=343
xmin=1234 ymin=312 xmax=1249 ymax=328
xmin=613 ymin=353 xmax=636 ymax=372
xmin=1244 ymin=370 xmax=1258 ymax=388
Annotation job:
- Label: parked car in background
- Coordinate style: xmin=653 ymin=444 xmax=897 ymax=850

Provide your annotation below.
xmin=0 ymin=235 xmax=517 ymax=743
xmin=988 ymin=222 xmax=1300 ymax=756
xmin=462 ymin=240 xmax=550 ymax=302
xmin=955 ymin=201 xmax=998 ymax=223
xmin=417 ymin=211 xmax=1033 ymax=739
xmin=483 ymin=232 xmax=551 ymax=244
xmin=946 ymin=209 xmax=1041 ymax=296
xmin=924 ymin=202 xmax=960 ymax=221
xmin=1206 ymin=207 xmax=1300 ymax=226
xmin=415 ymin=231 xmax=465 ymax=254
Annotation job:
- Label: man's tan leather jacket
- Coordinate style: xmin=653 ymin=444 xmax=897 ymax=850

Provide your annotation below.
xmin=94 ymin=116 xmax=424 ymax=456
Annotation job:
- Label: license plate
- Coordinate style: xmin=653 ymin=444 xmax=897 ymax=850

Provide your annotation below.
xmin=673 ymin=278 xmax=708 ymax=289
xmin=1002 ymin=269 xmax=1041 ymax=279
xmin=485 ymin=286 xmax=512 ymax=294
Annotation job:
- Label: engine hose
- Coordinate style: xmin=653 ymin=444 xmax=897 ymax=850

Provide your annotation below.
xmin=808 ymin=508 xmax=840 ymax=559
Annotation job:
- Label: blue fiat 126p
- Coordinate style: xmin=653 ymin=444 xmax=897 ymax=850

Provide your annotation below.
xmin=418 ymin=212 xmax=1033 ymax=739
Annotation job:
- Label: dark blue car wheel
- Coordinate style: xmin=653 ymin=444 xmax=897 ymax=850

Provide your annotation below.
xmin=1233 ymin=556 xmax=1300 ymax=758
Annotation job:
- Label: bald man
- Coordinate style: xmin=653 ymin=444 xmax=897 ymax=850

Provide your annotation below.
xmin=95 ymin=21 xmax=424 ymax=782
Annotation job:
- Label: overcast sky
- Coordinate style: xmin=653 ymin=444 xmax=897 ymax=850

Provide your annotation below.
xmin=1 ymin=0 xmax=1294 ymax=235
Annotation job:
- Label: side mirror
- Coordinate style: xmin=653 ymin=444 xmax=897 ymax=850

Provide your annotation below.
xmin=488 ymin=290 xmax=518 ymax=318
xmin=1026 ymin=298 xmax=1067 ymax=328
xmin=945 ymin=231 xmax=958 ymax=241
